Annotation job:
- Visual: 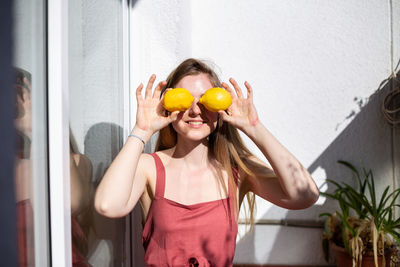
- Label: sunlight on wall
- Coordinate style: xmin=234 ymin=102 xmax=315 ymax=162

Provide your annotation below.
xmin=312 ymin=166 xmax=328 ymax=205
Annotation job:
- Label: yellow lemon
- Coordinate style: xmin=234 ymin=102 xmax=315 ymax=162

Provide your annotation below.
xmin=163 ymin=88 xmax=194 ymax=112
xmin=199 ymin=87 xmax=232 ymax=112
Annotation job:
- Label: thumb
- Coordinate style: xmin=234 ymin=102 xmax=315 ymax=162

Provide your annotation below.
xmin=218 ymin=110 xmax=231 ymax=122
xmin=168 ymin=111 xmax=180 ymax=122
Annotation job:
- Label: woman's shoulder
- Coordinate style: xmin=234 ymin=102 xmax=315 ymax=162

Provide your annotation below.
xmin=72 ymin=153 xmax=93 ymax=177
xmin=137 ymin=153 xmax=154 ymax=170
xmin=150 ymin=148 xmax=174 ymax=161
xmin=72 ymin=153 xmax=91 ymax=166
xmin=138 ymin=148 xmax=174 ymax=169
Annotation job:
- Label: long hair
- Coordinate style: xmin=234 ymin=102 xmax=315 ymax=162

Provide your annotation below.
xmin=155 ymin=58 xmax=265 ymax=232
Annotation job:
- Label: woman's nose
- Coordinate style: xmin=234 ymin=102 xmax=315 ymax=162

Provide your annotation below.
xmin=188 ymin=98 xmax=201 ymax=116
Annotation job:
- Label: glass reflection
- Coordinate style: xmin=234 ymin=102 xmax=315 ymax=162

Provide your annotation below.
xmin=70 ymin=133 xmax=93 ymax=267
xmin=14 ymin=0 xmax=48 ymax=265
xmin=69 ymin=0 xmax=126 ymax=265
xmin=14 ymin=68 xmax=35 ymax=267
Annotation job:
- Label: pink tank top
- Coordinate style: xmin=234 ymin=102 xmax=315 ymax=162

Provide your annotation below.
xmin=142 ymin=153 xmax=238 ymax=267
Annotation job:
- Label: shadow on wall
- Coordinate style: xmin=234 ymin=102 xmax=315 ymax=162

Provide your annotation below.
xmin=81 ymin=122 xmax=155 ymax=267
xmin=83 ymin=122 xmax=126 ymax=267
xmin=234 ymin=74 xmax=399 ymax=265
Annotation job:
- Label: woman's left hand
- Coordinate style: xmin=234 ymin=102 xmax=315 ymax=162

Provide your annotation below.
xmin=219 ymin=78 xmax=260 ymax=134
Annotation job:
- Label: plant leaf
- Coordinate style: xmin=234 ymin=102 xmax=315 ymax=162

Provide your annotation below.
xmin=322 ymin=238 xmax=330 ymax=262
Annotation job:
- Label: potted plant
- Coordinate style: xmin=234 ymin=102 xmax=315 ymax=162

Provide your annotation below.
xmin=319 ymin=161 xmax=400 ymax=267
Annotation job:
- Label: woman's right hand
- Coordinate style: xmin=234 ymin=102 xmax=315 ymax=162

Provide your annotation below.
xmin=15 ymin=77 xmax=32 ymax=139
xmin=133 ymin=74 xmax=179 ymax=141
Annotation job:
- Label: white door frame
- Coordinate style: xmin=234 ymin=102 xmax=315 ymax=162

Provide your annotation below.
xmin=48 ymin=0 xmax=71 ymax=266
xmin=47 ymin=0 xmax=132 ymax=266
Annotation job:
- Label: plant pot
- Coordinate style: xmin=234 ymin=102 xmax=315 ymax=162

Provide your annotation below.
xmin=331 ymin=242 xmax=392 ymax=267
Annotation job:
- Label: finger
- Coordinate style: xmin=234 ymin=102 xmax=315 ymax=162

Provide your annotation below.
xmin=218 ymin=110 xmax=232 ymax=123
xmin=136 ymin=83 xmax=144 ymax=101
xmin=244 ymin=81 xmax=253 ymax=101
xmin=23 ymin=77 xmax=32 ymax=91
xmin=157 ymin=88 xmax=173 ymax=116
xmin=153 ymin=81 xmax=166 ymax=99
xmin=168 ymin=111 xmax=180 ymax=122
xmin=145 ymin=74 xmax=156 ymax=99
xmin=221 ymin=82 xmax=237 ymax=100
xmin=15 ymin=83 xmax=31 ymax=101
xmin=14 ymin=84 xmax=24 ymax=96
xmin=158 ymin=88 xmax=172 ymax=104
xmin=229 ymin=78 xmax=243 ymax=98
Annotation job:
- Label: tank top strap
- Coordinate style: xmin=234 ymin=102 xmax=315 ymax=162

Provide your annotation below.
xmin=150 ymin=153 xmax=166 ymax=198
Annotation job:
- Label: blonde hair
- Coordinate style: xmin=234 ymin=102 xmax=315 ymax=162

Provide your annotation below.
xmin=156 ymin=58 xmax=266 ymax=232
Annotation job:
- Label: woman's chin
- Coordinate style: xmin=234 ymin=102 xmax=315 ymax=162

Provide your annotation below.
xmin=174 ymin=123 xmax=215 ymax=142
xmin=177 ymin=130 xmax=212 ymax=143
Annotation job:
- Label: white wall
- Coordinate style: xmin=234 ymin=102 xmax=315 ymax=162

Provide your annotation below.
xmin=130 ymin=0 xmax=400 ymax=265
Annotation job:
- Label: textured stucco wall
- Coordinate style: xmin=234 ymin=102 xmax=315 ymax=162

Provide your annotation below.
xmin=130 ymin=0 xmax=400 ymax=265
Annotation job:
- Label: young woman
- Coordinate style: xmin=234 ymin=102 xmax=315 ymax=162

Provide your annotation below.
xmin=95 ymin=58 xmax=319 ymax=266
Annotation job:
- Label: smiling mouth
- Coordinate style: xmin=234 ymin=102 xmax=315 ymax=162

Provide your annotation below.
xmin=187 ymin=121 xmax=205 ymax=125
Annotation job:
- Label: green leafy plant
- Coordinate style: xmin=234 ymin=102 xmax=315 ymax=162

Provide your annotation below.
xmin=320 ymin=161 xmax=400 ymax=267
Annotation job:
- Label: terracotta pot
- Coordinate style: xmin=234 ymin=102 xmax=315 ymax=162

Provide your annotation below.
xmin=331 ymin=242 xmax=392 ymax=267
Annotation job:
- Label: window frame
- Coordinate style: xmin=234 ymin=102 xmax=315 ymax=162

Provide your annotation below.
xmin=47 ymin=0 xmax=71 ymax=266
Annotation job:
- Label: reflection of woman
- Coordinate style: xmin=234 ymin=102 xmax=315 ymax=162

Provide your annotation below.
xmin=14 ymin=68 xmax=35 ymax=267
xmin=95 ymin=59 xmax=319 ymax=266
xmin=70 ymin=133 xmax=93 ymax=267
xmin=14 ymin=67 xmax=94 ymax=266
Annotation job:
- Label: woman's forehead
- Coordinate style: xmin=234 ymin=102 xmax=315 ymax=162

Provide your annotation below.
xmin=175 ymin=74 xmax=213 ymax=95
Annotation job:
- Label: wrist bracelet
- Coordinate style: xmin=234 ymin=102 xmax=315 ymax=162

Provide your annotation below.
xmin=128 ymin=134 xmax=146 ymax=145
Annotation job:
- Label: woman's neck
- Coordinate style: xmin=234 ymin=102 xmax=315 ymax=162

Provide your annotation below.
xmin=172 ymin=137 xmax=210 ymax=169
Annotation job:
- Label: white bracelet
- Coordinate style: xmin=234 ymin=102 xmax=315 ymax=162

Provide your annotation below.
xmin=128 ymin=134 xmax=145 ymax=145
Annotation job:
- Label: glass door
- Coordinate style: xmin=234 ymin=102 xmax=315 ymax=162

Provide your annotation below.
xmin=68 ymin=0 xmax=129 ymax=266
xmin=14 ymin=0 xmax=132 ymax=265
xmin=13 ymin=0 xmax=50 ymax=266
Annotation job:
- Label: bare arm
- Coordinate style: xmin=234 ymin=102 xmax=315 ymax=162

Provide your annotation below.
xmin=94 ymin=75 xmax=178 ymax=218
xmin=94 ymin=132 xmax=147 ymax=218
xmin=70 ymin=152 xmax=93 ymax=216
xmin=220 ymin=78 xmax=319 ymax=210
xmin=243 ymin=124 xmax=319 ymax=209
